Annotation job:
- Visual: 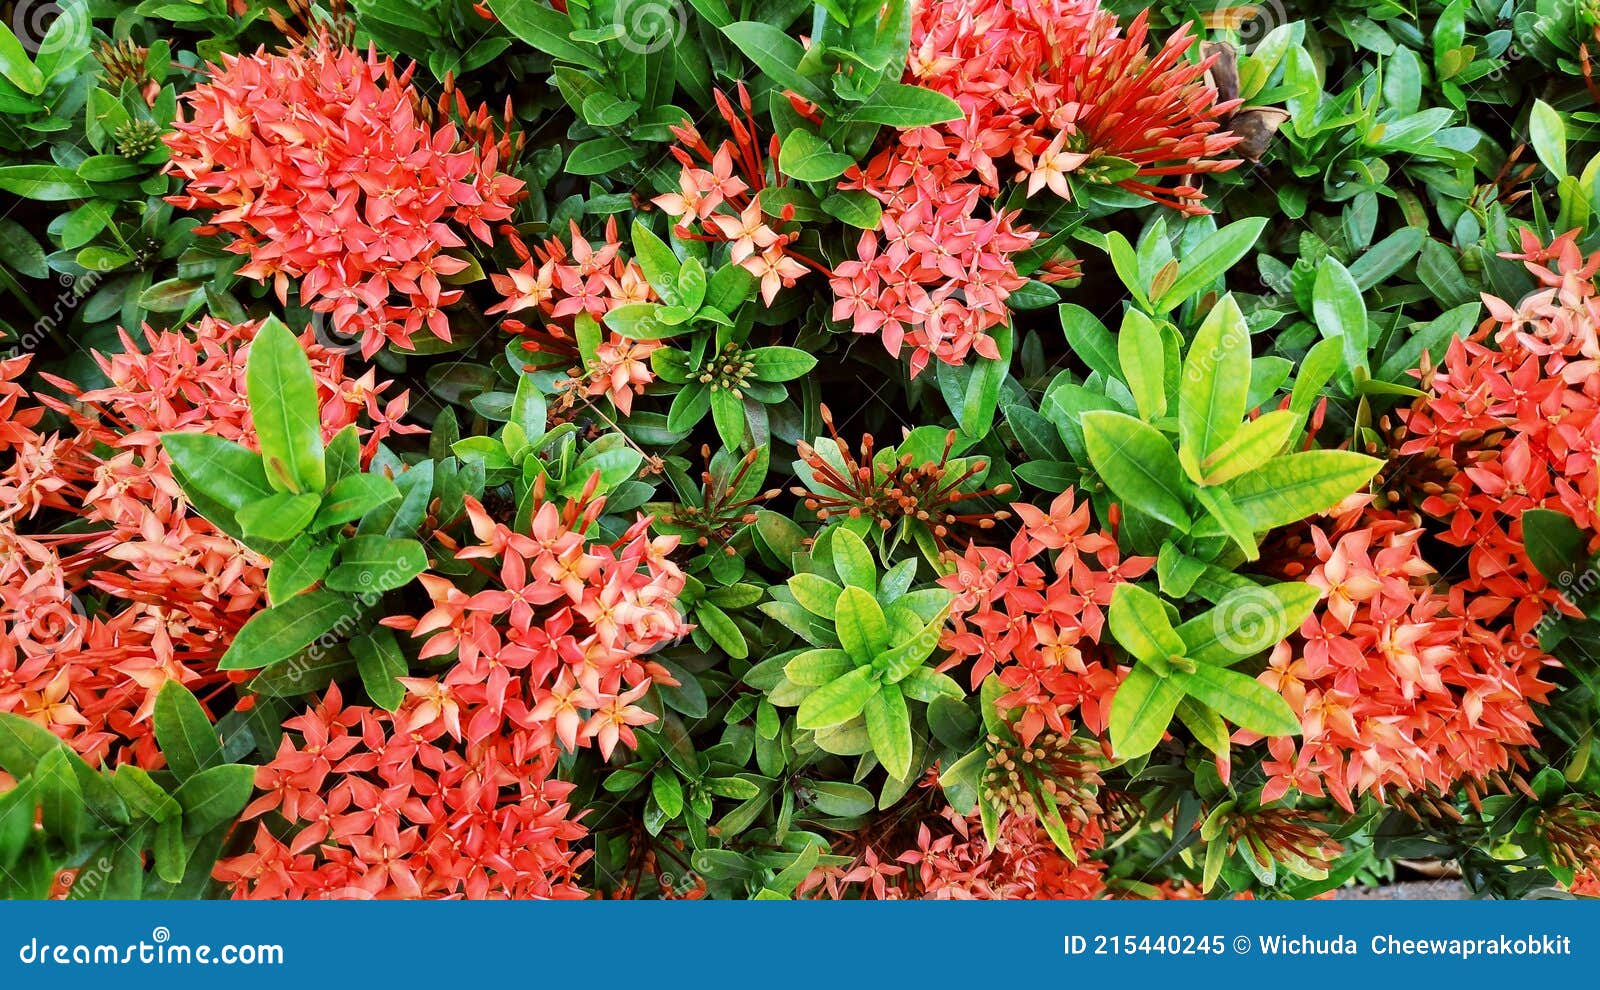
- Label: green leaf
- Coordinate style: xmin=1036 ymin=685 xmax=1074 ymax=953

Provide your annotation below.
xmin=721 ymin=22 xmax=827 ymax=105
xmin=267 ymin=535 xmax=336 ymax=604
xmin=1081 ymin=410 xmax=1191 ymax=530
xmin=0 ymin=24 xmax=43 ymax=95
xmin=1106 ymin=584 xmax=1184 ymax=667
xmin=487 ymin=0 xmax=596 ymax=66
xmin=1059 ymin=304 xmax=1121 ymax=380
xmin=1530 ymin=99 xmax=1568 ymax=182
xmin=351 ymin=628 xmax=408 ymax=711
xmin=1522 ymin=508 xmax=1589 ymax=589
xmin=779 ymin=129 xmax=855 ymax=182
xmin=1108 ymin=663 xmax=1185 ymax=759
xmin=325 ymin=536 xmax=428 ymax=593
xmin=807 ymin=780 xmax=876 ymax=817
xmin=1223 ymin=450 xmax=1381 ymax=532
xmin=821 ymin=190 xmax=882 ymax=229
xmin=795 ymin=666 xmax=876 ymax=729
xmin=219 ymin=590 xmax=359 ymax=670
xmin=1158 ymin=218 xmax=1267 ymax=308
xmin=747 ymin=346 xmax=817 ymax=382
xmin=1179 ymin=294 xmax=1249 ymax=469
xmin=710 ymin=387 xmax=745 ymax=448
xmin=830 ymin=528 xmax=876 ymax=592
xmin=1199 ymin=409 xmax=1296 ymax=485
xmin=1175 ymin=664 xmax=1300 ymax=737
xmin=1119 ymin=310 xmax=1167 ymax=420
xmin=852 ymin=81 xmax=962 ymax=127
xmin=566 ymin=137 xmax=635 ymax=175
xmin=152 ymin=682 xmax=222 ymax=782
xmin=1194 ymin=486 xmax=1259 ymax=561
xmin=173 ymin=764 xmax=257 ymax=833
xmin=1177 ymin=582 xmax=1323 ymax=665
xmin=785 ymin=649 xmax=856 ymax=686
xmin=874 ymin=606 xmax=951 ymax=683
xmin=34 ymin=749 xmax=84 ymax=853
xmin=237 ymin=491 xmax=320 ymax=542
xmin=864 ymin=684 xmax=913 ymax=780
xmin=652 ymin=772 xmax=685 ymax=818
xmin=834 ymin=586 xmax=889 ymax=661
xmin=313 ymin=473 xmax=400 ymax=529
xmin=246 ymin=317 xmax=325 ymax=494
xmin=696 ymin=601 xmax=748 ymax=659
xmin=160 ymin=434 xmax=273 ymax=513
xmin=1312 ymin=260 xmax=1368 ymax=375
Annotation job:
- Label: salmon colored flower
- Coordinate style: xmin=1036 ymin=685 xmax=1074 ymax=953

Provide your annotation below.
xmin=165 ymin=38 xmax=522 ymax=355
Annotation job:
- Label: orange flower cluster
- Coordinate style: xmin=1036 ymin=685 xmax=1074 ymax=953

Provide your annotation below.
xmin=220 ymin=480 xmax=690 ymax=897
xmin=831 ymin=0 xmax=1240 ymax=374
xmin=1254 ymin=500 xmax=1554 ymax=810
xmin=938 ymin=490 xmax=1155 ymax=744
xmin=653 ymin=86 xmax=814 ymax=305
xmin=1399 ymin=228 xmax=1600 ymax=625
xmin=165 ymin=40 xmax=522 ymax=356
xmin=0 ymin=317 xmax=416 ymax=768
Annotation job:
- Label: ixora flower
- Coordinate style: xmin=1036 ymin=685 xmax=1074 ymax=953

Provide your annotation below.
xmin=0 ymin=317 xmax=415 ymax=769
xmin=831 ymin=0 xmax=1240 ymax=375
xmin=1251 ymin=499 xmax=1554 ymax=811
xmin=220 ymin=478 xmax=690 ymax=898
xmin=488 ymin=217 xmax=662 ymax=416
xmin=164 ymin=37 xmax=523 ymax=356
xmin=653 ymin=85 xmax=829 ymax=305
xmin=939 ymin=489 xmax=1154 ymax=744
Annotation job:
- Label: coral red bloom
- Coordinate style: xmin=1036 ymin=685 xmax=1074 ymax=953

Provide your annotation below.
xmin=166 ymin=39 xmax=523 ymax=356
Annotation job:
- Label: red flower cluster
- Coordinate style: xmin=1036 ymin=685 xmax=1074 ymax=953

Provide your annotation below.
xmin=165 ymin=40 xmax=522 ymax=356
xmin=831 ymin=0 xmax=1240 ymax=375
xmin=1399 ymin=228 xmax=1600 ymax=621
xmin=220 ymin=480 xmax=690 ymax=897
xmin=938 ymin=490 xmax=1155 ymax=743
xmin=0 ymin=317 xmax=415 ymax=768
xmin=1254 ymin=499 xmax=1554 ymax=809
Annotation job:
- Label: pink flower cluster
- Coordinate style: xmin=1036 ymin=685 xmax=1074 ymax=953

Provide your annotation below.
xmin=1400 ymin=228 xmax=1600 ymax=622
xmin=0 ymin=317 xmax=416 ymax=768
xmin=653 ymin=87 xmax=812 ymax=305
xmin=165 ymin=40 xmax=522 ymax=356
xmin=216 ymin=683 xmax=589 ymax=899
xmin=938 ymin=490 xmax=1155 ymax=744
xmin=488 ymin=218 xmax=660 ymax=415
xmin=806 ymin=778 xmax=1108 ymax=900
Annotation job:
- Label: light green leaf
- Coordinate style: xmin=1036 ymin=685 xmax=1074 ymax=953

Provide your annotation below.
xmin=1174 ymin=664 xmax=1301 ymax=737
xmin=1179 ymin=294 xmax=1250 ymax=468
xmin=795 ymin=666 xmax=876 ymax=729
xmin=1081 ymin=410 xmax=1191 ymax=530
xmin=1119 ymin=310 xmax=1167 ymax=420
xmin=864 ymin=684 xmax=912 ymax=780
xmin=1223 ymin=450 xmax=1381 ymax=532
xmin=1108 ymin=663 xmax=1185 ymax=759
